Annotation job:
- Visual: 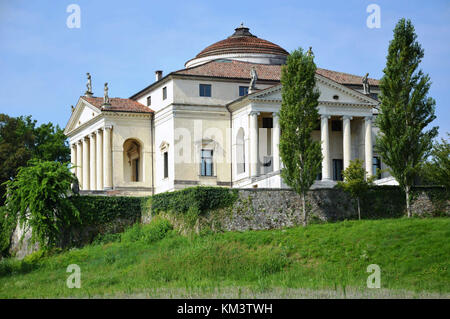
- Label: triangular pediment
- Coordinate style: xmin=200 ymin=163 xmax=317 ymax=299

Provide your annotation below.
xmin=64 ymin=97 xmax=101 ymax=135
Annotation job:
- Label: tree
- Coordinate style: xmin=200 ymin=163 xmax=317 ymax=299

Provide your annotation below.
xmin=279 ymin=48 xmax=322 ymax=226
xmin=3 ymin=159 xmax=79 ymax=249
xmin=0 ymin=114 xmax=70 ymax=205
xmin=422 ymin=134 xmax=450 ymax=189
xmin=376 ymin=19 xmax=438 ymax=218
xmin=338 ymin=159 xmax=375 ymax=220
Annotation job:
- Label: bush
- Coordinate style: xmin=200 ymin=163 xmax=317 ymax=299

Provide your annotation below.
xmin=120 ymin=218 xmax=173 ymax=244
xmin=0 ymin=206 xmax=17 ymax=257
xmin=151 ymin=186 xmax=238 ymax=216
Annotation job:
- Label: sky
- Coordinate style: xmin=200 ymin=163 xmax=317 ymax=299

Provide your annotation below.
xmin=0 ymin=0 xmax=449 ymax=139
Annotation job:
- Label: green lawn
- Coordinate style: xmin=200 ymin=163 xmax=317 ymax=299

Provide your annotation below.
xmin=0 ymin=217 xmax=449 ymax=298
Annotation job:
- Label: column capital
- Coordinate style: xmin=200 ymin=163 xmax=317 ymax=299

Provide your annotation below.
xmin=96 ymin=128 xmax=103 ymax=134
xmin=365 ymin=115 xmax=373 ymax=122
xmin=272 ymin=112 xmax=279 ymax=118
xmin=249 ymin=111 xmax=260 ymax=117
xmin=320 ymin=114 xmax=331 ymax=120
xmin=104 ymin=125 xmax=113 ymax=130
xmin=76 ymin=139 xmax=83 ymax=145
xmin=89 ymin=132 xmax=96 ymax=139
xmin=342 ymin=115 xmax=353 ymax=121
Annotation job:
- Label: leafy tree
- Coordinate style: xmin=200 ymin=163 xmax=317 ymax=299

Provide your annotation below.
xmin=422 ymin=134 xmax=450 ymax=189
xmin=338 ymin=159 xmax=375 ymax=220
xmin=0 ymin=114 xmax=70 ymax=205
xmin=376 ymin=19 xmax=438 ymax=218
xmin=279 ymin=48 xmax=322 ymax=226
xmin=3 ymin=159 xmax=79 ymax=249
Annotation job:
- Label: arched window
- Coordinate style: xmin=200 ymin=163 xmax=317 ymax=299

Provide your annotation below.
xmin=123 ymin=139 xmax=142 ymax=182
xmin=236 ymin=128 xmax=245 ymax=175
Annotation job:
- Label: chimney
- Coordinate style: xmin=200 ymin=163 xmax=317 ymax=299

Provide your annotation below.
xmin=155 ymin=70 xmax=163 ymax=81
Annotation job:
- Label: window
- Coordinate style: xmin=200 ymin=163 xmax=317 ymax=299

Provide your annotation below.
xmin=146 ymin=96 xmax=151 ymax=106
xmin=373 ymin=156 xmax=381 ymax=179
xmin=331 ymin=120 xmax=342 ymax=131
xmin=200 ymin=149 xmax=213 ymax=176
xmin=163 ymin=152 xmax=168 ymax=178
xmin=262 ymin=117 xmax=273 ymax=129
xmin=199 ymin=84 xmax=211 ymax=97
xmin=239 ymin=86 xmax=249 ymax=96
xmin=162 ymin=87 xmax=167 ymax=100
xmin=333 ymin=159 xmax=343 ymax=181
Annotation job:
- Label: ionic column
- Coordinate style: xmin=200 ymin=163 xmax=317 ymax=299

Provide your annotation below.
xmin=321 ymin=115 xmax=331 ymax=180
xmin=89 ymin=133 xmax=96 ymax=190
xmin=249 ymin=111 xmax=260 ymax=177
xmin=365 ymin=116 xmax=373 ymax=178
xmin=82 ymin=136 xmax=90 ymax=190
xmin=343 ymin=116 xmax=352 ymax=170
xmin=70 ymin=144 xmax=76 ymax=175
xmin=76 ymin=140 xmax=83 ymax=187
xmin=103 ymin=125 xmax=113 ymax=189
xmin=272 ymin=112 xmax=280 ymax=172
xmin=96 ymin=129 xmax=104 ymax=190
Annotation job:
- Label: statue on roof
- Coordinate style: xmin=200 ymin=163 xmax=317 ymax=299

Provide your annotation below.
xmin=85 ymin=72 xmax=93 ymax=97
xmin=306 ymin=46 xmax=314 ymax=58
xmin=103 ymin=82 xmax=110 ymax=105
xmin=249 ymin=67 xmax=258 ymax=93
xmin=362 ymin=73 xmax=370 ymax=95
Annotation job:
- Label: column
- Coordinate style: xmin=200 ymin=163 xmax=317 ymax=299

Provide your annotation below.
xmin=343 ymin=116 xmax=352 ymax=170
xmin=321 ymin=115 xmax=331 ymax=180
xmin=96 ymin=129 xmax=104 ymax=190
xmin=82 ymin=136 xmax=90 ymax=190
xmin=103 ymin=126 xmax=113 ymax=189
xmin=249 ymin=111 xmax=259 ymax=177
xmin=272 ymin=113 xmax=280 ymax=172
xmin=70 ymin=144 xmax=76 ymax=175
xmin=76 ymin=140 xmax=83 ymax=187
xmin=89 ymin=133 xmax=96 ymax=190
xmin=365 ymin=116 xmax=373 ymax=178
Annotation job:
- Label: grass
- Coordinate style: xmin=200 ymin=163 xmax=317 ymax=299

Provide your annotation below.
xmin=0 ymin=217 xmax=449 ymax=298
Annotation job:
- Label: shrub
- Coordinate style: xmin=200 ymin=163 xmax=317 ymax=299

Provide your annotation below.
xmin=120 ymin=218 xmax=173 ymax=244
xmin=3 ymin=159 xmax=79 ymax=249
xmin=151 ymin=186 xmax=238 ymax=216
xmin=0 ymin=206 xmax=17 ymax=257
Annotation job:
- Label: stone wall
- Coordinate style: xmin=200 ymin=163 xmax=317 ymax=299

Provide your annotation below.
xmin=197 ymin=187 xmax=449 ymax=232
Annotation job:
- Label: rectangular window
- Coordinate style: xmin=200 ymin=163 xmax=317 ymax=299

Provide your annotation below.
xmin=162 ymin=87 xmax=167 ymax=100
xmin=262 ymin=117 xmax=273 ymax=129
xmin=163 ymin=152 xmax=168 ymax=178
xmin=373 ymin=156 xmax=381 ymax=179
xmin=239 ymin=86 xmax=249 ymax=96
xmin=333 ymin=159 xmax=343 ymax=181
xmin=200 ymin=149 xmax=213 ymax=176
xmin=146 ymin=96 xmax=151 ymax=106
xmin=331 ymin=120 xmax=342 ymax=131
xmin=199 ymin=84 xmax=212 ymax=97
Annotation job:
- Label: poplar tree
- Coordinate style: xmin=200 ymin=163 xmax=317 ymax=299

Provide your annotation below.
xmin=279 ymin=48 xmax=322 ymax=226
xmin=376 ymin=19 xmax=438 ymax=217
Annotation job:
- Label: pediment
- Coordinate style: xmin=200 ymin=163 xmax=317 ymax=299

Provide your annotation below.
xmin=64 ymin=97 xmax=101 ymax=135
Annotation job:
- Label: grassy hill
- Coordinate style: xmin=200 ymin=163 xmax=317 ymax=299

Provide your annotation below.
xmin=0 ymin=217 xmax=449 ymax=298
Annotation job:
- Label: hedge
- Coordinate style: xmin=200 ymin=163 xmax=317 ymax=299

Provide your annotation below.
xmin=151 ymin=186 xmax=238 ymax=215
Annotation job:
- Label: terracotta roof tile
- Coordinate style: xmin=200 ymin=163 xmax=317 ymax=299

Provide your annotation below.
xmin=81 ymin=96 xmax=153 ymax=113
xmin=175 ymin=60 xmax=379 ymax=86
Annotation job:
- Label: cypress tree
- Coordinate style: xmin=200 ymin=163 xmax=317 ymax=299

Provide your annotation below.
xmin=376 ymin=19 xmax=438 ymax=217
xmin=279 ymin=48 xmax=322 ymax=226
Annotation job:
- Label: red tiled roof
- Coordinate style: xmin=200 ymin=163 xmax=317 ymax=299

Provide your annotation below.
xmin=316 ymin=68 xmax=379 ymax=86
xmin=81 ymin=96 xmax=153 ymax=113
xmin=195 ymin=25 xmax=289 ymax=59
xmin=174 ymin=60 xmax=380 ymax=86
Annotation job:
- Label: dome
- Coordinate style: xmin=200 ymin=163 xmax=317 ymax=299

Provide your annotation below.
xmin=185 ymin=24 xmax=289 ymax=68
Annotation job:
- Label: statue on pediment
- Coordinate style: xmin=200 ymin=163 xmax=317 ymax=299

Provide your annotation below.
xmin=103 ymin=82 xmax=110 ymax=105
xmin=85 ymin=73 xmax=93 ymax=97
xmin=362 ymin=73 xmax=370 ymax=95
xmin=249 ymin=67 xmax=258 ymax=93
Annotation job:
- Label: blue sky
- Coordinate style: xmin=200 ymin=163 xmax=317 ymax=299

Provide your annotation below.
xmin=0 ymin=0 xmax=449 ymax=139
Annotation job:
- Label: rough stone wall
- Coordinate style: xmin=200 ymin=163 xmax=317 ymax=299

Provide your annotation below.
xmin=202 ymin=187 xmax=449 ymax=232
